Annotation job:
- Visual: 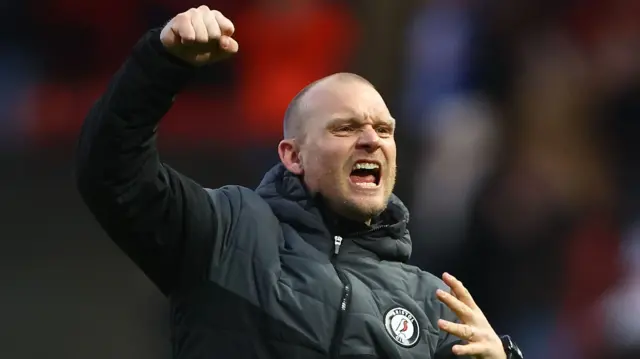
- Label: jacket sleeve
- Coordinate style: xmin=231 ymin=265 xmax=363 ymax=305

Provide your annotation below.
xmin=74 ymin=28 xmax=227 ymax=296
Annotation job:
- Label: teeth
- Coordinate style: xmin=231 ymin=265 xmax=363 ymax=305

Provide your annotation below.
xmin=354 ymin=182 xmax=378 ymax=188
xmin=353 ymin=162 xmax=380 ymax=170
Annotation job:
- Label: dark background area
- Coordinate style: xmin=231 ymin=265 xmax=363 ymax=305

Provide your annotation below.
xmin=1 ymin=0 xmax=639 ymax=358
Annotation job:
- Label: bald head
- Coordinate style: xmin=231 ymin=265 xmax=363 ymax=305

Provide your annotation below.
xmin=277 ymin=71 xmax=396 ymax=222
xmin=283 ymin=73 xmax=374 ymax=140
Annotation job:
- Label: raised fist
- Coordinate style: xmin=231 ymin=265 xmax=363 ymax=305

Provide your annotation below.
xmin=160 ymin=5 xmax=238 ymax=66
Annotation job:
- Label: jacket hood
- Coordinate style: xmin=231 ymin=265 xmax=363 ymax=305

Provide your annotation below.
xmin=255 ymin=163 xmax=412 ymax=262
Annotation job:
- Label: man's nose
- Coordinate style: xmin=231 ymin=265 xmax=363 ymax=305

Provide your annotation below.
xmin=356 ymin=126 xmax=381 ymax=152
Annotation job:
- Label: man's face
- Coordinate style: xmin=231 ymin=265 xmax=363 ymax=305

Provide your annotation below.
xmin=297 ymin=79 xmax=397 ymax=222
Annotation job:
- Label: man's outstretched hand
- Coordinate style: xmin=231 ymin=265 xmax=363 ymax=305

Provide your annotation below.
xmin=160 ymin=5 xmax=239 ymax=66
xmin=436 ymin=273 xmax=506 ymax=359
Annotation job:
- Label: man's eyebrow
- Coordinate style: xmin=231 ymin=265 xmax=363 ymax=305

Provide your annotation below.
xmin=373 ymin=117 xmax=396 ymax=128
xmin=327 ymin=117 xmax=359 ymax=126
xmin=328 ymin=115 xmax=395 ymax=125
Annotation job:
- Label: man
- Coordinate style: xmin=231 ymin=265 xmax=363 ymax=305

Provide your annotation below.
xmin=75 ymin=5 xmax=523 ymax=359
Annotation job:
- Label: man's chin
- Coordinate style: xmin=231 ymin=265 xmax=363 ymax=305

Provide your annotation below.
xmin=338 ymin=197 xmax=387 ymax=223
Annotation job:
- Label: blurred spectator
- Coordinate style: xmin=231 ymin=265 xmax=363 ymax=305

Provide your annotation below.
xmin=405 ymin=1 xmax=638 ymax=359
xmin=402 ymin=0 xmax=499 ymax=271
xmin=602 ymin=225 xmax=640 ymax=357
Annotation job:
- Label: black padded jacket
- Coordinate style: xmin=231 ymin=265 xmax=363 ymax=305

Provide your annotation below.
xmin=75 ymin=29 xmax=470 ymax=359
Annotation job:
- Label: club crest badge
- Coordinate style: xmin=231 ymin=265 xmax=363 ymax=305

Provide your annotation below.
xmin=384 ymin=307 xmax=420 ymax=347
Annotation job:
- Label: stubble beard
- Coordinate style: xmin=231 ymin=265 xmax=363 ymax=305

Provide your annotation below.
xmin=332 ymin=170 xmax=396 ymax=223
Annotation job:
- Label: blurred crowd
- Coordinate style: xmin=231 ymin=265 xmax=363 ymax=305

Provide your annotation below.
xmin=1 ymin=0 xmax=638 ymax=358
xmin=402 ymin=1 xmax=640 ymax=359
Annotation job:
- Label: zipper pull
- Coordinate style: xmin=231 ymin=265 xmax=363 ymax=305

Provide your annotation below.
xmin=334 ymin=236 xmax=343 ymax=255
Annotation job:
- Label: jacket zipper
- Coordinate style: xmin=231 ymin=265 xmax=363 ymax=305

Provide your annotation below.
xmin=333 ymin=235 xmax=343 ymax=255
xmin=328 ymin=225 xmax=393 ymax=357
xmin=329 ymin=235 xmax=351 ymax=359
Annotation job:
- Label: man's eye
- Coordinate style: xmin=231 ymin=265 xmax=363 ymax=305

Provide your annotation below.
xmin=377 ymin=127 xmax=393 ymax=135
xmin=335 ymin=126 xmax=354 ymax=132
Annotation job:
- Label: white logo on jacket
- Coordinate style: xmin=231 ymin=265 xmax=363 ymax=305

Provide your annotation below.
xmin=384 ymin=307 xmax=420 ymax=347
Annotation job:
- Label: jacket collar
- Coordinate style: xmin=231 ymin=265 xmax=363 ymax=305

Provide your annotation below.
xmin=255 ymin=163 xmax=412 ymax=262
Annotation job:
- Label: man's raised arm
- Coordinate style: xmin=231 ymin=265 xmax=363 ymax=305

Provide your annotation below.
xmin=74 ymin=6 xmax=239 ymax=295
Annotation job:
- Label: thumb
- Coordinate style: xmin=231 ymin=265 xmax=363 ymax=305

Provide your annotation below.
xmin=219 ymin=35 xmax=239 ymax=54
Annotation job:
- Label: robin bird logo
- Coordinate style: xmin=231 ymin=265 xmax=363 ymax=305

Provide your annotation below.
xmin=384 ymin=307 xmax=420 ymax=347
xmin=395 ymin=319 xmax=409 ymax=335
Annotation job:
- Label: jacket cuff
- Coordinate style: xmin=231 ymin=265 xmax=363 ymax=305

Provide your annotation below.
xmin=130 ymin=28 xmax=197 ymax=93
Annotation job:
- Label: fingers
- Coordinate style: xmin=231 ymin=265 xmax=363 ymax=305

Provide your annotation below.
xmin=190 ymin=8 xmax=209 ymax=43
xmin=171 ymin=13 xmax=195 ymax=43
xmin=214 ymin=10 xmax=235 ymax=36
xmin=172 ymin=6 xmax=235 ymax=46
xmin=442 ymin=272 xmax=477 ymax=309
xmin=438 ymin=320 xmax=497 ymax=356
xmin=451 ymin=342 xmax=490 ymax=356
xmin=220 ymin=36 xmax=239 ymax=53
xmin=436 ymin=274 xmax=505 ymax=358
xmin=438 ymin=320 xmax=477 ymax=341
xmin=436 ymin=289 xmax=474 ymax=322
xmin=202 ymin=9 xmax=221 ymax=42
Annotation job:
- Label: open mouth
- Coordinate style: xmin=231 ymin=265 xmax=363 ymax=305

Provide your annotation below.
xmin=349 ymin=161 xmax=381 ymax=188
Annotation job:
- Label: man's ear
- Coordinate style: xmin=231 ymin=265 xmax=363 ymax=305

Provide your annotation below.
xmin=278 ymin=139 xmax=304 ymax=175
